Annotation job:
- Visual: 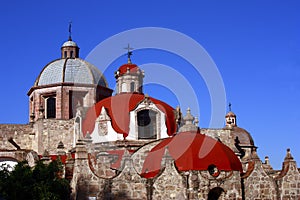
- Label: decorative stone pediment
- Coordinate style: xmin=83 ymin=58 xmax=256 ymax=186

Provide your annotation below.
xmin=96 ymin=107 xmax=111 ymax=122
xmin=139 ymin=94 xmax=152 ymax=107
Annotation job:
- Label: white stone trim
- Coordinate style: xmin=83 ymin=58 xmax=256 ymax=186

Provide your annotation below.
xmin=128 ymin=101 xmax=168 ymax=140
xmin=90 ymin=106 xmax=123 ymax=143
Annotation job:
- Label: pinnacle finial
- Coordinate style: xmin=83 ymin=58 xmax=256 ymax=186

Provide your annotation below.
xmin=285 ymin=148 xmax=294 ymax=160
xmin=68 ymin=21 xmax=72 ymax=41
xmin=229 ymin=102 xmax=232 ymax=111
xmin=124 ymin=44 xmax=133 ymax=63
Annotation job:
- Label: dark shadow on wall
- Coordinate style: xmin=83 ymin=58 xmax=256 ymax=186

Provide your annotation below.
xmin=76 ymin=178 xmax=132 ymax=200
xmin=207 ymin=187 xmax=225 ymax=200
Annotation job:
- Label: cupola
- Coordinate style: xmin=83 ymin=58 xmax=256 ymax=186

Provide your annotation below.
xmin=114 ymin=45 xmax=144 ymax=94
xmin=61 ymin=23 xmax=79 ymax=58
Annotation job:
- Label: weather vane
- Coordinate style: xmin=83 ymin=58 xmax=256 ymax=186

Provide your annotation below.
xmin=124 ymin=44 xmax=133 ymax=63
xmin=68 ymin=21 xmax=72 ymax=41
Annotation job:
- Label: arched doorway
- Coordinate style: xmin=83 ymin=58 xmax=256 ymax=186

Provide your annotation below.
xmin=207 ymin=187 xmax=225 ymax=200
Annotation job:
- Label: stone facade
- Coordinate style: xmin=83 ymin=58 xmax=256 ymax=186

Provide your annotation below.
xmin=1 ymin=116 xmax=299 ymax=200
xmin=1 ymin=37 xmax=300 ymax=200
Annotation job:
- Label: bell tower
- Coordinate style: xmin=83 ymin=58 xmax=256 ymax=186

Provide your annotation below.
xmin=225 ymin=103 xmax=237 ymax=128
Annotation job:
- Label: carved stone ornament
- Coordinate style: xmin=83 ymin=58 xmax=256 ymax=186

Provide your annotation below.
xmin=98 ymin=122 xmax=108 ymax=136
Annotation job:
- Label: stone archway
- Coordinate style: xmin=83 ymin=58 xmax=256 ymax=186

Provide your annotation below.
xmin=0 ymin=150 xmax=38 ymax=167
xmin=207 ymin=187 xmax=225 ymax=200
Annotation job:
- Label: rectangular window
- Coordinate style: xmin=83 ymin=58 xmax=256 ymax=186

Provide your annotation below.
xmin=138 ymin=110 xmax=157 ymax=139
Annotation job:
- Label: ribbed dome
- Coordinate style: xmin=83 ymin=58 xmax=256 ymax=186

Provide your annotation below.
xmin=34 ymin=58 xmax=107 ymax=87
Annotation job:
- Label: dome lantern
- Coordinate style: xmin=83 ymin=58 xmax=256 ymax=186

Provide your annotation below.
xmin=61 ymin=22 xmax=79 ymax=59
xmin=61 ymin=38 xmax=79 ymax=59
xmin=114 ymin=46 xmax=144 ymax=94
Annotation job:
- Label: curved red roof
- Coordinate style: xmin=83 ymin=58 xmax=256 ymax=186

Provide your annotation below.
xmin=117 ymin=63 xmax=140 ymax=76
xmin=141 ymin=131 xmax=242 ymax=178
xmin=82 ymin=93 xmax=176 ymax=138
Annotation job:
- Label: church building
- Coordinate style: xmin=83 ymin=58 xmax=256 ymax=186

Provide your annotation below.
xmin=0 ymin=34 xmax=299 ymax=200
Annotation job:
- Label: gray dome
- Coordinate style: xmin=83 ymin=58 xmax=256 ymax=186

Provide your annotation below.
xmin=35 ymin=58 xmax=108 ymax=87
xmin=62 ymin=40 xmax=78 ymax=47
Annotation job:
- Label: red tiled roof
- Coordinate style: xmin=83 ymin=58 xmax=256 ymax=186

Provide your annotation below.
xmin=82 ymin=93 xmax=176 ymax=138
xmin=141 ymin=131 xmax=242 ymax=178
xmin=117 ymin=63 xmax=139 ymax=76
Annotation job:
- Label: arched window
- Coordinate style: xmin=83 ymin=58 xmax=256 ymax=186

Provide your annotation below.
xmin=137 ymin=109 xmax=157 ymax=139
xmin=46 ymin=97 xmax=56 ymax=118
xmin=121 ymin=82 xmax=127 ymax=93
xmin=70 ymin=51 xmax=73 ymax=58
xmin=130 ymin=82 xmax=135 ymax=92
xmin=207 ymin=187 xmax=225 ymax=200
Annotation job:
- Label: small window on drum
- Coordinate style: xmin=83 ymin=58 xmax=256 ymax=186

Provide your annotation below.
xmin=137 ymin=109 xmax=157 ymax=139
xmin=46 ymin=97 xmax=56 ymax=119
xmin=130 ymin=82 xmax=135 ymax=92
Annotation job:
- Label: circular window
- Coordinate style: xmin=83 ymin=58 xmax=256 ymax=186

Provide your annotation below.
xmin=208 ymin=164 xmax=220 ymax=177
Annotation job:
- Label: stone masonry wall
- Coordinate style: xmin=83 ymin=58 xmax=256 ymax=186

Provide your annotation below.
xmin=243 ymin=152 xmax=277 ymax=199
xmin=32 ymin=119 xmax=74 ymax=155
xmin=0 ymin=124 xmax=33 ymax=150
xmin=275 ymin=150 xmax=300 ymax=199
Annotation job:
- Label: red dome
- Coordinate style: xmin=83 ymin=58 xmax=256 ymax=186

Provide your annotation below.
xmin=82 ymin=93 xmax=177 ymax=138
xmin=141 ymin=131 xmax=242 ymax=178
xmin=116 ymin=63 xmax=140 ymax=76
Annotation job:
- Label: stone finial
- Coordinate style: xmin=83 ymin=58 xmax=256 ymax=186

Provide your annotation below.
xmin=175 ymin=106 xmax=182 ymax=126
xmin=57 ymin=141 xmax=64 ymax=149
xmin=43 ymin=149 xmax=49 ymax=157
xmin=284 ymin=148 xmax=294 ymax=161
xmin=184 ymin=108 xmax=194 ymax=125
xmin=194 ymin=116 xmax=199 ymax=127
xmin=41 ymin=150 xmax=51 ymax=163
xmin=264 ymin=156 xmax=270 ymax=165
xmin=178 ymin=108 xmax=198 ymax=132
xmin=96 ymin=107 xmax=111 ymax=123
xmin=161 ymin=146 xmax=173 ymax=167
xmin=120 ymin=149 xmax=132 ymax=170
xmin=250 ymin=148 xmax=260 ymax=161
xmin=85 ymin=132 xmax=92 ymax=140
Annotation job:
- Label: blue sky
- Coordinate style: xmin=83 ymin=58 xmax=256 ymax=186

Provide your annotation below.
xmin=0 ymin=1 xmax=299 ymax=169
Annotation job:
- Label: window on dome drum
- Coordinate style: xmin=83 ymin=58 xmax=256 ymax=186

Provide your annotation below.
xmin=137 ymin=109 xmax=157 ymax=139
xmin=46 ymin=97 xmax=56 ymax=119
xmin=130 ymin=82 xmax=135 ymax=92
xmin=69 ymin=91 xmax=86 ymax=119
xmin=64 ymin=51 xmax=67 ymax=58
xmin=70 ymin=51 xmax=73 ymax=58
xmin=121 ymin=83 xmax=127 ymax=93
